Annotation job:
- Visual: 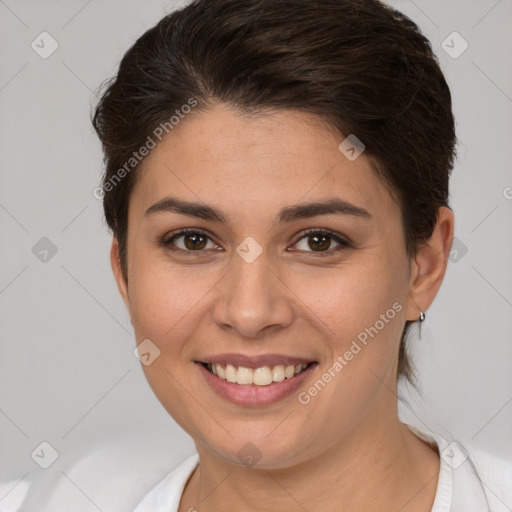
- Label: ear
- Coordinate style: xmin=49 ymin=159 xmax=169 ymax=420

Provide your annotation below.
xmin=110 ymin=238 xmax=131 ymax=314
xmin=405 ymin=206 xmax=454 ymax=321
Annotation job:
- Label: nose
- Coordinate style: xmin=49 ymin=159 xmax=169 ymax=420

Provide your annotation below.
xmin=211 ymin=249 xmax=294 ymax=338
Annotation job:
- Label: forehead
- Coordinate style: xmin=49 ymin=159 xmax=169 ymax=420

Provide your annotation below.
xmin=130 ymin=105 xmax=398 ymax=224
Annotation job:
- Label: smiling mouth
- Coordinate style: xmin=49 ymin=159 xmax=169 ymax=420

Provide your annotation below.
xmin=201 ymin=362 xmax=314 ymax=386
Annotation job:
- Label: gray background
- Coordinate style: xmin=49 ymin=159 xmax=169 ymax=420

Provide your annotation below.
xmin=1 ymin=0 xmax=511 ymax=509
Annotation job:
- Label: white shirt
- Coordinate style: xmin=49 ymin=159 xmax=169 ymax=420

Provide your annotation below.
xmin=132 ymin=425 xmax=499 ymax=512
xmin=13 ymin=424 xmax=512 ymax=512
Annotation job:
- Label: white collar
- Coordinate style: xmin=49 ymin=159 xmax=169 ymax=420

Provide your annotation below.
xmin=405 ymin=423 xmax=490 ymax=511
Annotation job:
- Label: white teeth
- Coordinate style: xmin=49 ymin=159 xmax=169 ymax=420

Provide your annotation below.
xmin=225 ymin=363 xmax=237 ymax=383
xmin=272 ymin=365 xmax=285 ymax=382
xmin=284 ymin=365 xmax=295 ymax=379
xmin=253 ymin=367 xmax=273 ymax=386
xmin=236 ymin=366 xmax=253 ymax=385
xmin=208 ymin=362 xmax=309 ymax=386
xmin=216 ymin=364 xmax=226 ymax=379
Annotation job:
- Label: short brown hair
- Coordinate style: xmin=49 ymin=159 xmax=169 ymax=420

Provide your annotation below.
xmin=92 ymin=0 xmax=456 ymax=384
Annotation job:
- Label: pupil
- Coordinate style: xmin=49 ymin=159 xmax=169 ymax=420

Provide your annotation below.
xmin=309 ymin=234 xmax=330 ymax=251
xmin=185 ymin=233 xmax=207 ymax=250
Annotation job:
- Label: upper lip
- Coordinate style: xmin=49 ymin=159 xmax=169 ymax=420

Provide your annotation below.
xmin=197 ymin=353 xmax=317 ymax=369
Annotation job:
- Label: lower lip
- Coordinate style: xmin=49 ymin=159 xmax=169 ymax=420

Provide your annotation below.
xmin=196 ymin=363 xmax=317 ymax=406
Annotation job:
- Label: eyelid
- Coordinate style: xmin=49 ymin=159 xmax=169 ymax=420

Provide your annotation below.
xmin=160 ymin=227 xmax=220 ymax=253
xmin=160 ymin=227 xmax=350 ymax=255
xmin=289 ymin=228 xmax=350 ymax=255
xmin=294 ymin=228 xmax=350 ymax=245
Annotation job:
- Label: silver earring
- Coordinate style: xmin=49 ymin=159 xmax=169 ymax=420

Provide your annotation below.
xmin=418 ymin=311 xmax=425 ymax=323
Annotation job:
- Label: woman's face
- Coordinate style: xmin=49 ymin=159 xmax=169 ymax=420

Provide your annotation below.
xmin=113 ymin=105 xmax=424 ymax=468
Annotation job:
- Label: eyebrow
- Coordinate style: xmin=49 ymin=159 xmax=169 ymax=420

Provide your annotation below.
xmin=144 ymin=196 xmax=372 ymax=224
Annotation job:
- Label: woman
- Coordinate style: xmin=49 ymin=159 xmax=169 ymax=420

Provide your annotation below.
xmin=88 ymin=0 xmax=496 ymax=510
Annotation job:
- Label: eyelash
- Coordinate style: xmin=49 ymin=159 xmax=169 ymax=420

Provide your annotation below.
xmin=159 ymin=228 xmax=350 ymax=257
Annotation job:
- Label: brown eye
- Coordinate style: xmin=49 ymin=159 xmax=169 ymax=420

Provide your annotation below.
xmin=307 ymin=233 xmax=331 ymax=251
xmin=183 ymin=232 xmax=208 ymax=250
xmin=161 ymin=229 xmax=217 ymax=253
xmin=292 ymin=230 xmax=349 ymax=255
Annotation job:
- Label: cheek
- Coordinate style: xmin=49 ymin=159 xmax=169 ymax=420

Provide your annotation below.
xmin=293 ymin=252 xmax=407 ymax=405
xmin=291 ymin=252 xmax=406 ymax=343
xmin=291 ymin=269 xmax=405 ymax=441
xmin=126 ymin=255 xmax=222 ymax=353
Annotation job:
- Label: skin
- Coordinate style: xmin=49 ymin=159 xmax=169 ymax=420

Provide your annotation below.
xmin=111 ymin=104 xmax=454 ymax=511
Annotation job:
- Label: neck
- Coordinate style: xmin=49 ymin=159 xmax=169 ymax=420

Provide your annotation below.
xmin=180 ymin=406 xmax=440 ymax=512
